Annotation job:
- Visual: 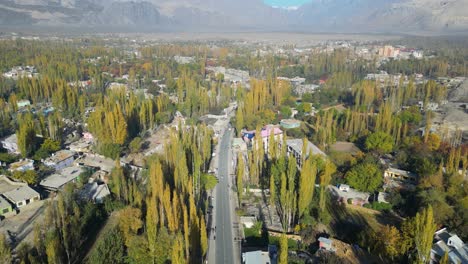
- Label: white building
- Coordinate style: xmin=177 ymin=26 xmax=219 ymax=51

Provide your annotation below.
xmin=43 ymin=150 xmax=75 ymax=170
xmin=40 ymin=165 xmax=84 ymax=191
xmin=430 ymin=228 xmax=468 ymax=264
xmin=1 ymin=134 xmax=19 ymax=154
xmin=9 ymin=159 xmax=34 ymax=172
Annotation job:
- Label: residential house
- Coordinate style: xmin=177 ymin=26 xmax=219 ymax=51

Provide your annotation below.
xmin=43 ymin=150 xmax=74 ymax=170
xmin=9 ymin=159 xmax=34 ymax=172
xmin=242 ymin=245 xmax=277 ymax=264
xmin=285 ymin=138 xmax=326 ymax=168
xmin=252 ymin=125 xmax=283 ymax=153
xmin=338 ymin=184 xmax=350 ymax=192
xmin=3 ymin=186 xmax=40 ymax=208
xmin=39 ymin=166 xmax=84 ymax=191
xmin=79 ymin=182 xmax=111 ymax=203
xmin=318 ymin=237 xmax=334 ymax=251
xmin=0 ymin=196 xmax=13 ymax=217
xmin=384 ymin=167 xmax=418 ymax=183
xmin=17 ymin=99 xmax=31 ymax=108
xmin=1 ymin=134 xmax=19 ymax=154
xmin=430 ymin=228 xmax=468 ymax=264
xmin=280 ymin=119 xmax=301 ymax=129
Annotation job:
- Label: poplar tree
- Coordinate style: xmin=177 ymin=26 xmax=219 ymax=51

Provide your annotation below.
xmin=237 ymin=153 xmax=244 ymax=203
xmin=298 ymin=158 xmax=317 ymax=218
xmin=279 ymin=233 xmax=288 ymax=264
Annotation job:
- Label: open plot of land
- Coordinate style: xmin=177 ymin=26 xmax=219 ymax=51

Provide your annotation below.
xmin=0 ymin=200 xmax=45 ymax=249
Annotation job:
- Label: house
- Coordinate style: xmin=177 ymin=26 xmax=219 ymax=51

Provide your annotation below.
xmin=9 ymin=159 xmax=34 ymax=172
xmin=384 ymin=167 xmax=418 ymax=183
xmin=430 ymin=228 xmax=468 ymax=264
xmin=280 ymin=119 xmax=301 ymax=129
xmin=68 ymin=139 xmax=92 ymax=153
xmin=338 ymin=184 xmax=350 ymax=192
xmin=43 ymin=150 xmax=74 ymax=170
xmin=17 ymin=99 xmax=31 ymax=108
xmin=252 ymin=125 xmax=283 ymax=153
xmin=285 ymin=139 xmax=326 ymax=168
xmin=79 ymin=182 xmax=111 ymax=203
xmin=242 ymin=246 xmax=277 ymax=264
xmin=39 ymin=166 xmax=84 ymax=191
xmin=1 ymin=134 xmax=19 ymax=154
xmin=377 ymin=192 xmax=390 ymax=203
xmin=3 ymin=186 xmax=40 ymax=208
xmin=318 ymin=237 xmax=334 ymax=251
xmin=0 ymin=196 xmax=13 ymax=217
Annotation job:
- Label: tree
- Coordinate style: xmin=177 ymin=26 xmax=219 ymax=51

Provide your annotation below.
xmin=319 ymin=160 xmax=335 ymax=212
xmin=298 ymin=157 xmax=317 ymax=218
xmin=12 ymin=170 xmax=39 ymax=185
xmin=89 ymin=228 xmax=125 ymax=264
xmin=129 ymin=137 xmax=142 ymax=153
xmin=279 ymin=233 xmax=288 ymax=264
xmin=365 ymin=131 xmax=394 ymax=154
xmin=345 ymin=162 xmax=383 ymax=192
xmin=439 ymin=251 xmax=449 ymax=264
xmin=371 ymin=225 xmax=402 ymax=259
xmin=17 ymin=112 xmax=36 ymax=157
xmin=200 ymin=216 xmax=208 ymax=258
xmin=413 ymin=206 xmax=437 ymax=264
xmin=118 ymin=207 xmax=143 ymax=246
xmin=0 ymin=233 xmax=11 ymax=264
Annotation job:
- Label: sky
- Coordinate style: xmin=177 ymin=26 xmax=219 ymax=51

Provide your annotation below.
xmin=263 ymin=0 xmax=311 ymax=8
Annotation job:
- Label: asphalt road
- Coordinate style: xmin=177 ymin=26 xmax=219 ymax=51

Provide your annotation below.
xmin=214 ymin=128 xmax=236 ymax=264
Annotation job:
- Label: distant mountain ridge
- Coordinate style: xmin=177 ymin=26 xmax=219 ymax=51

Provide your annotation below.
xmin=0 ymin=0 xmax=467 ymax=33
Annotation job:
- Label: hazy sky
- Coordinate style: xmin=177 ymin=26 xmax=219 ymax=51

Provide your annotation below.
xmin=264 ymin=0 xmax=311 ymax=7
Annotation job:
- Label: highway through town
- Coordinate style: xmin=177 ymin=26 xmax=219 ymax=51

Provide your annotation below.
xmin=215 ymin=128 xmax=236 ymax=264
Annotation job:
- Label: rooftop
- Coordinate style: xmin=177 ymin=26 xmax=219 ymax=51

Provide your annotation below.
xmin=3 ymin=186 xmax=39 ymax=202
xmin=1 ymin=134 xmax=17 ymax=144
xmin=44 ymin=150 xmax=74 ymax=164
xmin=40 ymin=166 xmax=84 ymax=190
xmin=9 ymin=159 xmax=34 ymax=170
xmin=286 ymin=139 xmax=326 ymax=158
xmin=243 ymin=250 xmax=271 ymax=264
xmin=0 ymin=195 xmax=11 ymax=209
xmin=260 ymin=125 xmax=283 ymax=138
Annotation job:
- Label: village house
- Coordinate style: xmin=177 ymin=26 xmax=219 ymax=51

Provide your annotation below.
xmin=318 ymin=237 xmax=334 ymax=251
xmin=43 ymin=150 xmax=75 ymax=170
xmin=249 ymin=125 xmax=284 ymax=152
xmin=430 ymin=228 xmax=468 ymax=264
xmin=384 ymin=167 xmax=418 ymax=183
xmin=1 ymin=134 xmax=19 ymax=154
xmin=17 ymin=99 xmax=31 ymax=108
xmin=2 ymin=186 xmax=40 ymax=208
xmin=285 ymin=138 xmax=326 ymax=168
xmin=9 ymin=159 xmax=34 ymax=172
xmin=40 ymin=166 xmax=84 ymax=191
xmin=79 ymin=182 xmax=111 ymax=203
xmin=280 ymin=119 xmax=301 ymax=129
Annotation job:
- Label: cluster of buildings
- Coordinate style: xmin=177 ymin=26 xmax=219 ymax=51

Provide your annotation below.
xmin=2 ymin=66 xmax=38 ymax=80
xmin=0 ymin=130 xmax=114 ymax=220
xmin=205 ymin=66 xmax=250 ymax=86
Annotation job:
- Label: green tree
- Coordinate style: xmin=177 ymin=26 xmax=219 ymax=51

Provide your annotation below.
xmin=279 ymin=233 xmax=288 ymax=264
xmin=235 ymin=106 xmax=244 ymax=136
xmin=12 ymin=170 xmax=39 ymax=185
xmin=89 ymin=228 xmax=125 ymax=264
xmin=17 ymin=113 xmax=36 ymax=157
xmin=413 ymin=206 xmax=437 ymax=264
xmin=365 ymin=131 xmax=394 ymax=154
xmin=345 ymin=162 xmax=383 ymax=192
xmin=298 ymin=157 xmax=317 ymax=218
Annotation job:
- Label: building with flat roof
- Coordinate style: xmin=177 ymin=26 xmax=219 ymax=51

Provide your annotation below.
xmin=280 ymin=119 xmax=301 ymax=129
xmin=285 ymin=138 xmax=326 ymax=168
xmin=1 ymin=134 xmax=19 ymax=154
xmin=9 ymin=159 xmax=34 ymax=172
xmin=43 ymin=150 xmax=74 ymax=170
xmin=40 ymin=166 xmax=84 ymax=191
xmin=243 ymin=250 xmax=273 ymax=264
xmin=3 ymin=186 xmax=40 ymax=208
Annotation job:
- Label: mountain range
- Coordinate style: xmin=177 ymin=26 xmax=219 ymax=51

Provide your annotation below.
xmin=0 ymin=0 xmax=467 ymax=33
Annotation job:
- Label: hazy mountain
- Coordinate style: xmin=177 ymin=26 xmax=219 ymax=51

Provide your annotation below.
xmin=0 ymin=0 xmax=467 ymax=33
